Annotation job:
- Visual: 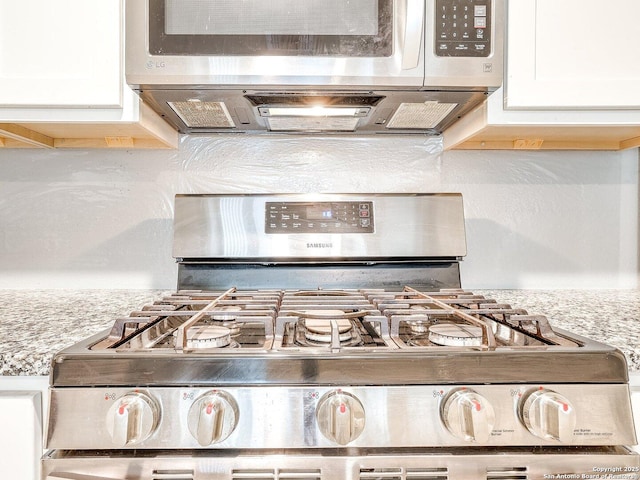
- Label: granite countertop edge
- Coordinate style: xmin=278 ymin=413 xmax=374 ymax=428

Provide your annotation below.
xmin=1 ymin=289 xmax=638 ymax=377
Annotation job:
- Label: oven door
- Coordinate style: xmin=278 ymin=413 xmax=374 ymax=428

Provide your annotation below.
xmin=42 ymin=447 xmax=640 ymax=480
xmin=126 ymin=0 xmax=425 ymax=87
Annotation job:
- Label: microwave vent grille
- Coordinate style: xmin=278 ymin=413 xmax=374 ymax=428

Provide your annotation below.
xmin=386 ymin=102 xmax=458 ymax=130
xmin=168 ymin=101 xmax=236 ymax=128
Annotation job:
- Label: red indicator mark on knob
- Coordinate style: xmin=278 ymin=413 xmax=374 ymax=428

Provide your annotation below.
xmin=473 ymin=400 xmax=481 ymax=411
xmin=562 ymin=403 xmax=569 ymax=412
xmin=340 ymin=403 xmax=346 ymax=414
xmin=206 ymin=403 xmax=214 ymax=415
xmin=118 ymin=403 xmax=127 ymax=415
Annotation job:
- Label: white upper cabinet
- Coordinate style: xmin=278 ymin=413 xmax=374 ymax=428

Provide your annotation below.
xmin=0 ymin=0 xmax=177 ymax=149
xmin=445 ymin=0 xmax=640 ymax=150
xmin=0 ymin=0 xmax=121 ymax=108
xmin=505 ymin=0 xmax=640 ymax=109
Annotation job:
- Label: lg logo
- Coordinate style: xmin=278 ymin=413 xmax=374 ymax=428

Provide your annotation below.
xmin=146 ymin=60 xmax=166 ymax=69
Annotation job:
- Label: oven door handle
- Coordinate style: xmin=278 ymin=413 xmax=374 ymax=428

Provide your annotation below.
xmin=46 ymin=474 xmax=124 ymax=480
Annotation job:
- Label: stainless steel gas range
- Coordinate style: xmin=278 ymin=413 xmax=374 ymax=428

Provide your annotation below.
xmin=43 ymin=194 xmax=639 ymax=480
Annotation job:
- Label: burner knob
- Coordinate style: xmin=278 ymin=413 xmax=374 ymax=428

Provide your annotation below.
xmin=316 ymin=390 xmax=365 ymax=445
xmin=187 ymin=390 xmax=239 ymax=446
xmin=519 ymin=388 xmax=576 ymax=442
xmin=105 ymin=392 xmax=160 ymax=447
xmin=440 ymin=388 xmax=495 ymax=443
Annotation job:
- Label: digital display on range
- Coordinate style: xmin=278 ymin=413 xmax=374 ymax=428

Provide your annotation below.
xmin=306 ymin=204 xmax=334 ymax=220
xmin=265 ymin=201 xmax=374 ymax=234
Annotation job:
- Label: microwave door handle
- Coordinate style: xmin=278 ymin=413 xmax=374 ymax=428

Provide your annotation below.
xmin=401 ymin=0 xmax=425 ymax=70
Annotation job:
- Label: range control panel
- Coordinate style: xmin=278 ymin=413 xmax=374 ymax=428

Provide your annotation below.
xmin=47 ymin=384 xmax=637 ymax=450
xmin=435 ymin=0 xmax=492 ymax=57
xmin=265 ymin=201 xmax=374 ymax=234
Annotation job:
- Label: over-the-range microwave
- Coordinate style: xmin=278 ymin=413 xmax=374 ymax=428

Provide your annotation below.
xmin=125 ymin=0 xmax=504 ymax=135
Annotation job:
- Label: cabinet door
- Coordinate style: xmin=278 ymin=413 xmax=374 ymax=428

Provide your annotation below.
xmin=0 ymin=392 xmax=42 ymax=480
xmin=506 ymin=0 xmax=640 ymax=109
xmin=0 ymin=0 xmax=121 ymax=108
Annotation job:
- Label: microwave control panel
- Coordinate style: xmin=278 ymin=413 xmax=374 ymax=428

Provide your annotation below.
xmin=435 ymin=0 xmax=492 ymax=57
xmin=265 ymin=201 xmax=374 ymax=234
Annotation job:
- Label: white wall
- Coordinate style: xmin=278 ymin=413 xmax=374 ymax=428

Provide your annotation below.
xmin=0 ymin=135 xmax=637 ymax=289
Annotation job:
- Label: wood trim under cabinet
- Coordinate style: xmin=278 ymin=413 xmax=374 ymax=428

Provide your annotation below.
xmin=0 ymin=124 xmax=54 ymax=149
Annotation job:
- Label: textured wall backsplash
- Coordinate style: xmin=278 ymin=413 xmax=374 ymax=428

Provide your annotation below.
xmin=0 ymin=135 xmax=637 ymax=289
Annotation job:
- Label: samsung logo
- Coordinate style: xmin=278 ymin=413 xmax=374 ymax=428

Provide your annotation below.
xmin=307 ymin=242 xmax=333 ymax=249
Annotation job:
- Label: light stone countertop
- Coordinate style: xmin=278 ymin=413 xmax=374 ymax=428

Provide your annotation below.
xmin=1 ymin=289 xmax=638 ymax=376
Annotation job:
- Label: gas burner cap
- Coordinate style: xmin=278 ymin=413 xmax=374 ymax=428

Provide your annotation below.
xmin=406 ymin=305 xmax=430 ymax=333
xmin=179 ymin=325 xmax=233 ymax=349
xmin=408 ymin=321 xmax=429 ymax=334
xmin=301 ymin=312 xmax=354 ymax=344
xmin=211 ymin=305 xmax=242 ymax=321
xmin=305 ymin=317 xmax=353 ymax=334
xmin=428 ymin=323 xmax=483 ymax=347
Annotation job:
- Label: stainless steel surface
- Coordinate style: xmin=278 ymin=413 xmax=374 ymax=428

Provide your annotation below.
xmin=46 ymin=384 xmax=637 ymax=449
xmin=42 ymin=447 xmax=640 ymax=479
xmin=177 ymin=261 xmax=463 ymax=290
xmin=126 ymin=0 xmax=424 ymax=87
xmin=126 ymin=0 xmax=503 ymax=87
xmin=173 ymin=193 xmax=467 ymax=260
xmin=46 ymin=286 xmax=637 ymax=454
xmin=42 ymin=193 xmax=639 ymax=476
xmin=49 ymin=288 xmax=632 ymax=387
xmin=49 ymin=327 xmax=631 ymax=387
xmin=425 ymin=0 xmax=504 ymax=88
xmin=138 ymin=89 xmax=489 ymax=135
xmin=125 ymin=0 xmax=504 ymax=134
